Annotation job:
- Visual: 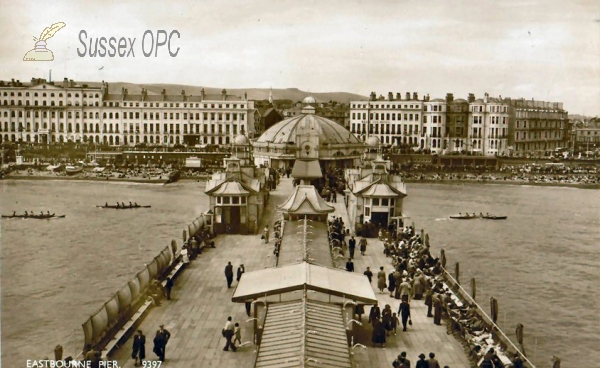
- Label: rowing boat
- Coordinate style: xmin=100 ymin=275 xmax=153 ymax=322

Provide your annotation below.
xmin=2 ymin=214 xmax=66 ymax=219
xmin=96 ymin=205 xmax=152 ymax=209
xmin=449 ymin=215 xmax=478 ymax=219
xmin=481 ymin=216 xmax=507 ymax=220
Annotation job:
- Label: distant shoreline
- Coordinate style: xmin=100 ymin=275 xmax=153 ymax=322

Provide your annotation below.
xmin=5 ymin=173 xmax=599 ymax=189
xmin=403 ymin=178 xmax=600 ymax=189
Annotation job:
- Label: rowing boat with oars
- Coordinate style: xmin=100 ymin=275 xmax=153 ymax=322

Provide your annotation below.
xmin=2 ymin=213 xmax=66 ymax=219
xmin=449 ymin=214 xmax=478 ymax=219
xmin=96 ymin=205 xmax=152 ymax=209
xmin=481 ymin=215 xmax=507 ymax=220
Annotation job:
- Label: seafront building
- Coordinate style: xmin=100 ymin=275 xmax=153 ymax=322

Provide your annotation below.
xmin=349 ymin=91 xmax=569 ymax=157
xmin=0 ymin=77 xmax=255 ymax=147
xmin=509 ymin=98 xmax=570 ymax=153
xmin=570 ymin=119 xmax=600 ymax=153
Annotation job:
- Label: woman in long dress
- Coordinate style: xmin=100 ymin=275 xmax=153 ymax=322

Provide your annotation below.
xmin=377 ymin=267 xmax=387 ymax=293
xmin=371 ymin=317 xmax=386 ymax=347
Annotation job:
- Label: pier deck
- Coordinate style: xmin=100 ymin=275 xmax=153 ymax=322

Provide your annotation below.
xmin=111 ymin=178 xmax=471 ymax=367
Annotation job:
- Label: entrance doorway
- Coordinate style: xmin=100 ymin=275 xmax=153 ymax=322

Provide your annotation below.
xmin=222 ymin=206 xmax=241 ymax=233
xmin=370 ymin=212 xmax=389 ymax=229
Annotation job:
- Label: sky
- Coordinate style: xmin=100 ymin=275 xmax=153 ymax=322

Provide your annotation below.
xmin=1 ymin=0 xmax=599 ymax=115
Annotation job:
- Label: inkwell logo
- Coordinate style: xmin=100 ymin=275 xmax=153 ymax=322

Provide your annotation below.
xmin=23 ymin=22 xmax=66 ymax=61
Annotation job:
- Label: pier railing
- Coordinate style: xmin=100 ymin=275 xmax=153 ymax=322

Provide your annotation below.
xmin=64 ymin=214 xmax=209 ymax=360
xmin=440 ymin=264 xmax=537 ymax=368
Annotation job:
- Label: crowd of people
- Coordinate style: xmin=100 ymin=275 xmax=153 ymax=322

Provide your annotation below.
xmin=350 ymin=225 xmax=528 ymax=367
xmin=395 ymin=162 xmax=599 ymax=186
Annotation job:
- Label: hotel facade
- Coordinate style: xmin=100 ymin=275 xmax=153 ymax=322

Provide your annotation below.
xmin=349 ymin=91 xmax=568 ymax=156
xmin=0 ymin=78 xmax=255 ymax=147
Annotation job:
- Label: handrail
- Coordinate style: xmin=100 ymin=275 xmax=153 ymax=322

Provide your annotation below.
xmin=440 ymin=266 xmax=537 ymax=368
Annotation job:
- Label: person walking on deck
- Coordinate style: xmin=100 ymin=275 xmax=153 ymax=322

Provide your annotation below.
xmin=263 ymin=226 xmax=270 ymax=243
xmin=225 ymin=262 xmax=234 ymax=288
xmin=363 ymin=267 xmax=373 ymax=283
xmin=348 ymin=236 xmax=356 ymax=258
xmin=416 ymin=353 xmax=428 ymax=368
xmin=425 ymin=289 xmax=434 ymax=317
xmin=346 ymin=258 xmax=355 ymax=272
xmin=377 ymin=266 xmax=387 ymax=293
xmin=131 ymin=330 xmax=146 ymax=366
xmin=236 ymin=264 xmax=245 ymax=282
xmin=152 ymin=325 xmax=170 ymax=362
xmin=398 ymin=296 xmax=412 ymax=331
xmin=222 ymin=316 xmax=237 ymax=351
xmin=359 ymin=237 xmax=367 ymax=255
xmin=427 ymin=352 xmax=441 ymax=368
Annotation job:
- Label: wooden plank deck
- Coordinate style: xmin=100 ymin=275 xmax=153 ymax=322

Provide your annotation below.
xmin=110 ymin=179 xmax=472 ymax=368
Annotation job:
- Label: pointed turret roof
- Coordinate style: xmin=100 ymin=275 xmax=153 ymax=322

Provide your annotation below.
xmin=277 ymin=185 xmax=335 ymax=215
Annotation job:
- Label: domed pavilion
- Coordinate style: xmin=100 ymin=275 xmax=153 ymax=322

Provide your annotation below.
xmin=252 ymin=98 xmax=364 ymax=172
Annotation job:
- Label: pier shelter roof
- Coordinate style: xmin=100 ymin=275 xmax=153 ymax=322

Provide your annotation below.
xmin=205 ymin=179 xmax=254 ymax=195
xmin=255 ymin=300 xmax=351 ymax=368
xmin=231 ymin=262 xmax=377 ymax=304
xmin=354 ymin=180 xmax=407 ymax=198
xmin=277 ymin=186 xmax=335 ymax=216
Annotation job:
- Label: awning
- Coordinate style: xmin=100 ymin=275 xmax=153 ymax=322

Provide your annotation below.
xmin=232 ymin=262 xmax=377 ymax=304
xmin=255 ymin=300 xmax=351 ymax=368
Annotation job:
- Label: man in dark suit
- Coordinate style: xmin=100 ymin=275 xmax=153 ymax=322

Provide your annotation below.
xmin=131 ymin=330 xmax=146 ymax=366
xmin=346 ymin=258 xmax=354 ymax=272
xmin=348 ymin=236 xmax=356 ymax=258
xmin=224 ymin=262 xmax=234 ymax=288
xmin=153 ymin=325 xmax=170 ymax=362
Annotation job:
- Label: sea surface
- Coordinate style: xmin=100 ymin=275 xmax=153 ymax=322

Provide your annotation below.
xmin=1 ymin=180 xmax=598 ymax=367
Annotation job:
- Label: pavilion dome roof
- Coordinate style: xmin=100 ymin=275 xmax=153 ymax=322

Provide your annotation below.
xmin=255 ymin=114 xmax=361 ymax=145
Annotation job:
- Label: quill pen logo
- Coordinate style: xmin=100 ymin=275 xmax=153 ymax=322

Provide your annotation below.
xmin=23 ymin=22 xmax=66 ymax=61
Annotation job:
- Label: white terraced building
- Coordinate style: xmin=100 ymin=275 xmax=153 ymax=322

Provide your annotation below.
xmin=349 ymin=91 xmax=567 ymax=157
xmin=0 ymin=77 xmax=255 ymax=147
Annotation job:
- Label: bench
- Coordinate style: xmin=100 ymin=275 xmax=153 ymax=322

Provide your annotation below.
xmin=103 ymin=258 xmax=186 ymax=357
xmin=103 ymin=298 xmax=153 ymax=357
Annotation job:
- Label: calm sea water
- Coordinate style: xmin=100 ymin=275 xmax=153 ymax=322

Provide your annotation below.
xmin=403 ymin=183 xmax=600 ymax=368
xmin=1 ymin=180 xmax=598 ymax=367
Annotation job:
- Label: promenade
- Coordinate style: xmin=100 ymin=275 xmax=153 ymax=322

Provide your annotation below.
xmin=112 ymin=177 xmax=471 ymax=367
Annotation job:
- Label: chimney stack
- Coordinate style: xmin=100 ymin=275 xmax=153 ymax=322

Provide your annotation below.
xmin=388 ymin=92 xmax=393 ymax=101
xmin=484 ymin=92 xmax=489 ymax=103
xmin=69 ymin=79 xmax=75 ymax=87
xmin=413 ymin=92 xmax=418 ymax=100
xmin=161 ymin=89 xmax=166 ymax=101
xmin=405 ymin=92 xmax=410 ymax=100
xmin=142 ymin=88 xmax=147 ymax=101
xmin=222 ymin=89 xmax=227 ymax=101
xmin=63 ymin=78 xmax=68 ymax=88
xmin=468 ymin=93 xmax=475 ymax=103
xmin=369 ymin=91 xmax=376 ymax=101
xmin=396 ymin=92 xmax=401 ymax=100
xmin=200 ymin=88 xmax=205 ymax=100
xmin=446 ymin=93 xmax=454 ymax=103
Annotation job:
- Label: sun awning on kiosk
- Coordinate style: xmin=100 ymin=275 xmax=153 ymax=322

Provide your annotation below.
xmin=231 ymin=262 xmax=377 ymax=304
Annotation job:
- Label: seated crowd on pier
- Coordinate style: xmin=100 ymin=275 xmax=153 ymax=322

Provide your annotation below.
xmin=367 ymin=226 xmax=526 ymax=368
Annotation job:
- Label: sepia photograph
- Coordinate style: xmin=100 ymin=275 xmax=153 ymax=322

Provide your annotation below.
xmin=1 ymin=1 xmax=599 ymax=367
